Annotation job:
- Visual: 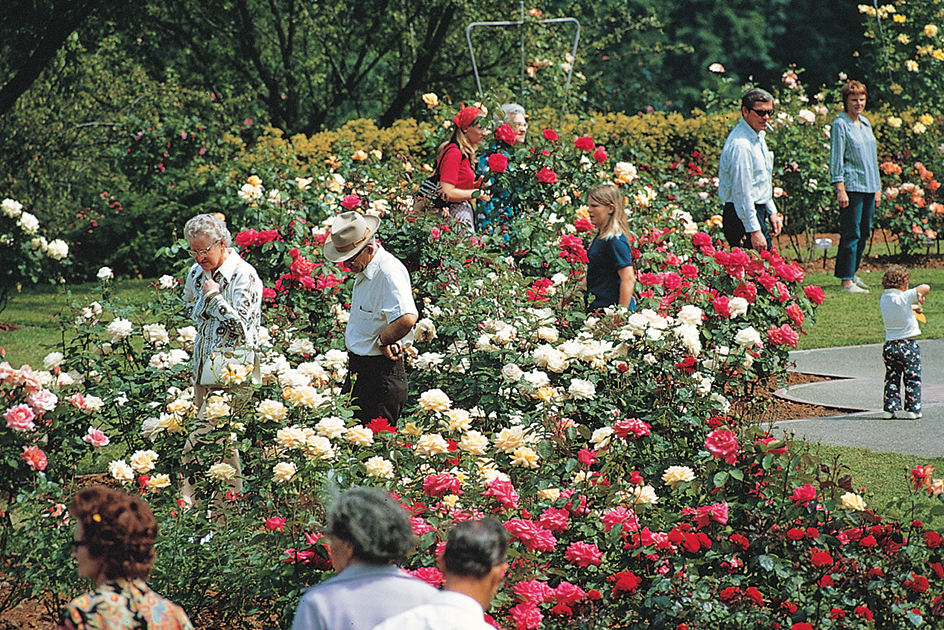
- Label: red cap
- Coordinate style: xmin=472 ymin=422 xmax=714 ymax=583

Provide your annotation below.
xmin=452 ymin=106 xmax=484 ymax=132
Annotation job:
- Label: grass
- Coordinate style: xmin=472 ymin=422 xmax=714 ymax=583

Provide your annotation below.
xmin=798 ymin=267 xmax=944 ymax=349
xmin=0 ymin=279 xmax=154 ymax=369
xmin=1 ymin=268 xmax=943 ymax=522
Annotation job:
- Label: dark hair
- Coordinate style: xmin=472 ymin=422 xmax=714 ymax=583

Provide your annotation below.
xmin=443 ymin=518 xmax=507 ymax=579
xmin=882 ymin=265 xmax=910 ymax=290
xmin=841 ymin=80 xmax=867 ymax=111
xmin=741 ymin=88 xmax=774 ymax=110
xmin=69 ymin=486 xmax=157 ymax=580
xmin=327 ymin=487 xmax=416 ymax=565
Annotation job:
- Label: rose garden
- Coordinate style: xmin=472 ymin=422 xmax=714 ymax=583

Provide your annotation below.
xmin=7 ymin=9 xmax=944 ymax=627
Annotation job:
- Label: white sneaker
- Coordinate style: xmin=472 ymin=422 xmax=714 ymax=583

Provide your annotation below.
xmin=853 ymin=276 xmax=870 ymax=289
xmin=841 ymin=283 xmax=869 ymax=294
xmin=895 ymin=410 xmax=921 ymax=419
xmin=882 ymin=411 xmax=894 ymax=419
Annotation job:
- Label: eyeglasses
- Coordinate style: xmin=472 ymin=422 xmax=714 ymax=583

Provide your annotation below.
xmin=189 ymin=241 xmax=221 ymax=258
xmin=70 ymin=539 xmax=89 ymax=550
xmin=751 ymin=108 xmax=775 ymax=118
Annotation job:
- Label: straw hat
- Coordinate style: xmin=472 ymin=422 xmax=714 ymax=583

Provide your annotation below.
xmin=323 ymin=212 xmax=381 ymax=263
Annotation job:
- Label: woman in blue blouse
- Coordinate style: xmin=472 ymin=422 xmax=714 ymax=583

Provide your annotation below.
xmin=582 ymin=184 xmax=636 ymax=311
xmin=830 ymin=80 xmax=881 ymax=294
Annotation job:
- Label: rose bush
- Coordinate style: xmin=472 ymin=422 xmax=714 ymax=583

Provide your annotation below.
xmin=6 ymin=116 xmax=944 ymax=630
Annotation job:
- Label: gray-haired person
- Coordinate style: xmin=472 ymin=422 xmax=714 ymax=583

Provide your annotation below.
xmin=292 ymin=488 xmax=437 ymax=630
xmin=718 ymin=88 xmax=784 ymax=251
xmin=372 ymin=518 xmax=508 ymax=630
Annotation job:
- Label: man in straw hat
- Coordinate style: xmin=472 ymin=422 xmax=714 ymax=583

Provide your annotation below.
xmin=324 ymin=211 xmax=418 ymax=423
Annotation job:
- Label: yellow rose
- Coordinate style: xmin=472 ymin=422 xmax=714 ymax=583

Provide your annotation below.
xmin=352 ymin=150 xmax=369 ymax=161
xmin=511 ymin=446 xmax=539 ymax=469
xmin=345 ymin=426 xmax=374 ymax=447
xmin=422 ymin=92 xmax=439 ymax=108
xmin=906 ymin=59 xmax=919 ymax=72
xmin=148 ymin=474 xmax=171 ymax=490
xmin=538 ymin=487 xmax=561 ymax=501
xmin=414 ymin=433 xmax=450 ymax=457
xmin=934 ymin=49 xmax=944 ymax=60
xmin=534 ymin=386 xmax=557 ymax=401
xmin=402 ymin=422 xmax=422 ymax=437
xmin=920 ymin=113 xmax=934 ymax=125
xmin=926 ymin=24 xmax=939 ymax=37
xmin=458 ymin=430 xmax=489 ymax=455
xmin=893 ymin=13 xmax=906 ymax=23
xmin=130 ymin=449 xmax=159 ymax=474
xmin=840 ymin=492 xmax=867 ymax=510
xmin=247 ymin=175 xmax=263 ymax=187
xmin=257 ymin=399 xmax=288 ymax=422
xmin=418 ymin=389 xmax=452 ymax=413
xmin=494 ymin=426 xmax=527 ymax=452
xmin=365 ymin=456 xmax=395 ymax=479
xmin=576 ymin=205 xmax=590 ymax=220
xmin=208 ymin=462 xmax=237 ymax=481
xmin=443 ymin=408 xmax=472 ymax=432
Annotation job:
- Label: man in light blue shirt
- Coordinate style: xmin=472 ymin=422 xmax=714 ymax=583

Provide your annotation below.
xmin=718 ymin=88 xmax=783 ymax=251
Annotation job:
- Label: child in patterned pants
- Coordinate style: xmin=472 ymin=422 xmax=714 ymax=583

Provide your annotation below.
xmin=880 ymin=266 xmax=930 ymax=419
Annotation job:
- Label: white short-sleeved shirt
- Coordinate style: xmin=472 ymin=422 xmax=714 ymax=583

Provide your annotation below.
xmin=346 ymin=244 xmax=417 ymax=356
xmin=881 ymin=287 xmax=921 ymax=341
xmin=372 ymin=590 xmax=493 ymax=630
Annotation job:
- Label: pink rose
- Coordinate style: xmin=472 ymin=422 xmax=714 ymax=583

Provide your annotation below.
xmin=592 ymin=146 xmax=607 ymax=164
xmin=554 ymin=581 xmax=587 ymax=605
xmin=601 ymin=506 xmax=639 ymax=533
xmin=21 ymin=446 xmax=47 ymax=471
xmin=513 ymin=579 xmax=555 ymax=603
xmin=803 ymin=285 xmax=826 ymax=305
xmin=574 ymin=136 xmax=595 ymax=151
xmin=565 ymin=541 xmax=603 ymax=567
xmin=791 ymin=484 xmax=817 ymax=506
xmin=83 ymin=427 xmax=110 ymax=447
xmin=407 ymin=566 xmax=444 ymax=587
xmin=712 ymin=296 xmax=731 ymax=318
xmin=505 ymin=519 xmax=557 ymax=552
xmin=290 ymin=257 xmax=317 ymax=278
xmin=422 ymin=472 xmax=462 ymax=497
xmin=704 ymin=429 xmax=738 ymax=460
xmin=483 ymin=478 xmax=519 ymax=510
xmin=410 ymin=516 xmax=435 ymax=536
xmin=613 ymin=417 xmax=651 ymax=440
xmin=536 ymin=167 xmax=558 ymax=184
xmin=341 ymin=194 xmax=362 ymax=210
xmin=265 ymin=516 xmax=286 ymax=531
xmin=26 ymin=389 xmax=58 ymax=414
xmin=494 ymin=123 xmax=517 ymax=146
xmin=5 ymin=404 xmax=36 ymax=432
xmin=236 ymin=229 xmax=259 ymax=248
xmin=538 ymin=507 xmax=570 ymax=532
xmin=510 ymin=602 xmax=544 ymax=630
xmin=574 ymin=218 xmax=594 ymax=232
xmin=488 ymin=153 xmax=509 ymax=173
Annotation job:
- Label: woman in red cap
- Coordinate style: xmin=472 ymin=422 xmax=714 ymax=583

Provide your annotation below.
xmin=436 ymin=106 xmax=492 ymax=232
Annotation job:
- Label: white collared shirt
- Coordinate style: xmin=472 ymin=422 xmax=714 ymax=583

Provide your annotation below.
xmin=345 ymin=244 xmax=417 ymax=356
xmin=718 ymin=117 xmax=776 ymax=233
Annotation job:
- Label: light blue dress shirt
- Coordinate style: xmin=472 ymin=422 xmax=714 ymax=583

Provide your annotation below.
xmin=718 ymin=118 xmax=776 ymax=234
xmin=829 ymin=112 xmax=881 ymax=194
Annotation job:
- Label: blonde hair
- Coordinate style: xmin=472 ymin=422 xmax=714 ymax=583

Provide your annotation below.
xmin=437 ymin=114 xmax=485 ymax=164
xmin=587 ymin=184 xmax=629 ymax=240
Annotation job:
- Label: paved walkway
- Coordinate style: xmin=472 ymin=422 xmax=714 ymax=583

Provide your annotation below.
xmin=772 ymin=339 xmax=944 ymax=457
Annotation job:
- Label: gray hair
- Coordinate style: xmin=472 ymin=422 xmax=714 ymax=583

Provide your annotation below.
xmin=443 ymin=518 xmax=507 ymax=579
xmin=184 ymin=214 xmax=232 ymax=247
xmin=741 ymin=88 xmax=774 ymax=110
xmin=327 ymin=487 xmax=416 ymax=565
xmin=501 ymin=103 xmax=526 ymax=120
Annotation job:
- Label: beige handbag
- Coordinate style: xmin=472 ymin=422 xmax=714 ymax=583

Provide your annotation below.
xmin=200 ymin=348 xmax=261 ymax=387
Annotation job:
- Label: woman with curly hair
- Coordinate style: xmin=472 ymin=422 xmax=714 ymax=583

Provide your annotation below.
xmin=59 ymin=486 xmax=193 ymax=630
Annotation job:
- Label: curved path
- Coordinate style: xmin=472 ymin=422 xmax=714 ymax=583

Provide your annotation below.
xmin=772 ymin=340 xmax=944 ymax=457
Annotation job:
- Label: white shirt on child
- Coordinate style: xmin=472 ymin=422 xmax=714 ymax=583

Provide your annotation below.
xmin=880 ymin=288 xmax=921 ymax=341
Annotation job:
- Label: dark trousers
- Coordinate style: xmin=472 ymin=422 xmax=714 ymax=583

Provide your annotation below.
xmin=343 ymin=353 xmax=408 ymax=423
xmin=723 ymin=202 xmax=771 ymax=249
xmin=835 ymin=192 xmax=876 ymax=280
xmin=883 ymin=339 xmax=921 ymax=413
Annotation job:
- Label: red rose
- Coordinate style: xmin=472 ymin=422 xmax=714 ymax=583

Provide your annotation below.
xmin=487 ymin=153 xmax=509 ymax=173
xmin=592 ymin=146 xmax=607 ymax=164
xmin=803 ymin=284 xmax=826 ymax=305
xmin=510 ymin=602 xmax=544 ymax=630
xmin=578 ymin=448 xmax=596 ymax=466
xmin=505 ymin=519 xmax=557 ymax=552
xmin=904 ymin=572 xmax=930 ymax=593
xmin=607 ymin=570 xmax=642 ymax=596
xmin=495 ymin=123 xmax=518 ymax=145
xmin=366 ymin=417 xmax=396 ymax=434
xmin=791 ymin=484 xmax=817 ymax=506
xmin=704 ymin=429 xmax=738 ymax=460
xmin=407 ymin=566 xmax=444 ymax=588
xmin=787 ymin=527 xmax=805 ymax=540
xmin=730 ymin=533 xmax=749 ymax=550
xmin=810 ymin=549 xmax=833 ymax=568
xmin=785 ymin=303 xmax=805 ymax=328
xmin=712 ymin=296 xmax=731 ymax=318
xmin=574 ymin=217 xmax=594 ymax=232
xmin=693 ymin=232 xmax=712 ymax=246
xmin=543 ymin=129 xmax=559 ymax=141
xmin=236 ymin=229 xmax=260 ymax=248
xmin=854 ymin=605 xmax=873 ymax=621
xmin=422 ymin=472 xmax=462 ymax=497
xmin=290 ymin=256 xmax=317 ymax=278
xmin=536 ymin=167 xmax=558 ymax=183
xmin=859 ymin=535 xmax=877 ymax=547
xmin=265 ymin=516 xmax=286 ymax=532
xmin=574 ymin=136 xmax=595 ymax=151
xmin=791 ymin=624 xmax=813 ymax=630
xmin=829 ymin=608 xmax=846 ymax=620
xmin=483 ymin=478 xmax=520 ymax=510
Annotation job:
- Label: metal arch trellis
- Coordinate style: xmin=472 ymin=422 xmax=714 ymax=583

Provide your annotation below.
xmin=465 ymin=3 xmax=580 ymax=104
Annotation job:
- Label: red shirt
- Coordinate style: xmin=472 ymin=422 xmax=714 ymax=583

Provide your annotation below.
xmin=438 ymin=144 xmax=475 ymax=189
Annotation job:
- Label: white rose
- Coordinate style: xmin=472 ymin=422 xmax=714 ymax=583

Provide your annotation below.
xmin=501 ymin=363 xmax=524 ymax=382
xmin=108 ymin=460 xmax=135 ymax=483
xmin=459 ymin=430 xmax=489 ymax=455
xmin=591 ymin=426 xmax=613 ymax=449
xmin=130 ymin=449 xmax=159 ymax=473
xmin=840 ymin=492 xmax=867 ymax=510
xmin=142 ymin=323 xmax=170 ymax=347
xmin=734 ymin=326 xmax=762 ymax=349
xmin=257 ymin=399 xmax=288 ymax=422
xmin=47 ymin=239 xmax=69 ymax=260
xmin=17 ymin=212 xmax=40 ymax=235
xmin=522 ymin=370 xmax=550 ymax=389
xmin=536 ymin=326 xmax=559 ymax=343
xmin=159 ymin=275 xmax=177 ymax=289
xmin=273 ymin=462 xmax=297 ymax=483
xmin=418 ymin=389 xmax=451 ymax=413
xmin=43 ymin=352 xmax=64 ymax=371
xmin=107 ymin=318 xmax=133 ymax=342
xmin=208 ymin=462 xmax=237 ymax=481
xmin=568 ymin=378 xmax=596 ymax=400
xmin=345 ymin=425 xmax=374 ymax=446
xmin=1 ymin=198 xmax=23 ymax=218
xmin=414 ymin=433 xmax=449 ymax=457
xmin=728 ymin=297 xmax=749 ymax=318
xmin=494 ymin=426 xmax=527 ymax=452
xmin=676 ymin=305 xmax=704 ymax=327
xmin=414 ymin=318 xmax=437 ymax=343
xmin=365 ymin=456 xmax=395 ymax=479
xmin=97 ymin=267 xmax=114 ymax=281
xmin=315 ymin=416 xmax=347 ymax=439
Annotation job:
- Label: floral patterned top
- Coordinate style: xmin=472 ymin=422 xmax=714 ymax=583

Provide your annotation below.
xmin=58 ymin=578 xmax=193 ymax=630
xmin=182 ymin=249 xmax=263 ymax=383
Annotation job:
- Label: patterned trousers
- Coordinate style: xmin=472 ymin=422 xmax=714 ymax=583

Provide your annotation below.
xmin=883 ymin=339 xmax=922 ymax=412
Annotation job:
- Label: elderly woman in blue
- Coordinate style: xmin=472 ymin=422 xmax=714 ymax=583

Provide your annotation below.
xmin=830 ymin=80 xmax=881 ymax=294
